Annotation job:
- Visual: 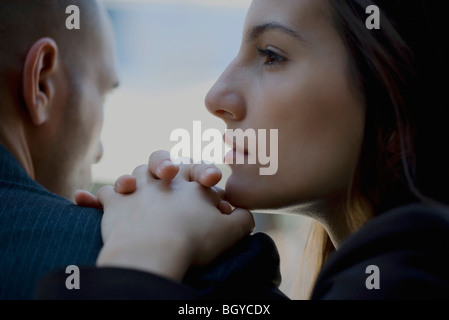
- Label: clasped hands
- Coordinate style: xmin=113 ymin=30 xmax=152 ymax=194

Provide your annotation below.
xmin=75 ymin=150 xmax=255 ymax=282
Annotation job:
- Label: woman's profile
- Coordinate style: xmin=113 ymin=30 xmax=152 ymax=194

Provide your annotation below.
xmin=36 ymin=0 xmax=449 ymax=300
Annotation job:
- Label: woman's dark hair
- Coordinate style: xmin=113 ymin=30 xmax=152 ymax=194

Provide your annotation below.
xmin=301 ymin=0 xmax=449 ymax=299
xmin=333 ymin=0 xmax=449 ymax=215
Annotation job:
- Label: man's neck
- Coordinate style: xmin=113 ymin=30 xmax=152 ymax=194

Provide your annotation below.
xmin=0 ymin=122 xmax=35 ymax=180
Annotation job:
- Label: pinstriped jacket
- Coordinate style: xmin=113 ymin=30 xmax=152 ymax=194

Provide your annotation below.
xmin=0 ymin=144 xmax=103 ymax=299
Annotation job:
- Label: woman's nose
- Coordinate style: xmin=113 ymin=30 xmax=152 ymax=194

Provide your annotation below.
xmin=205 ymin=63 xmax=246 ymax=122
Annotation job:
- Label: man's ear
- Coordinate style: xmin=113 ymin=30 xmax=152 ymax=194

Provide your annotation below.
xmin=22 ymin=37 xmax=59 ymax=126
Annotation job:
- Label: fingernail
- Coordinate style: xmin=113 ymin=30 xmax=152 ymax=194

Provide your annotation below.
xmin=202 ymin=168 xmax=220 ymax=180
xmin=157 ymin=159 xmax=172 ymax=176
xmin=219 ymin=200 xmax=233 ymax=214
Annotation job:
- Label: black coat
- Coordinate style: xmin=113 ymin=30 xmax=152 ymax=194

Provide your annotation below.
xmin=34 ymin=199 xmax=449 ymax=300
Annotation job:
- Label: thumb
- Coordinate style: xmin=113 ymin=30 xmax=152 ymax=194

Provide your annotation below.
xmin=75 ymin=190 xmax=103 ymax=210
xmin=227 ymin=208 xmax=256 ymax=239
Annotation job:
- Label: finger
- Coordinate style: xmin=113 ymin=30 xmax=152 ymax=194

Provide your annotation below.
xmin=189 ymin=163 xmax=222 ymax=188
xmin=211 ymin=186 xmax=226 ymax=200
xmin=132 ymin=164 xmax=153 ymax=186
xmin=174 ymin=160 xmax=221 ymax=184
xmin=75 ymin=190 xmax=103 ymax=210
xmin=226 ymin=208 xmax=256 ymax=237
xmin=197 ymin=183 xmax=222 ymax=208
xmin=96 ymin=185 xmax=116 ymax=208
xmin=175 ymin=161 xmax=195 ymax=181
xmin=114 ymin=175 xmax=137 ymax=194
xmin=211 ymin=186 xmax=232 ymax=214
xmin=148 ymin=150 xmax=180 ymax=181
xmin=218 ymin=200 xmax=233 ymax=214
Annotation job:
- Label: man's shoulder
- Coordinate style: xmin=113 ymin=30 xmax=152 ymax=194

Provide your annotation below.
xmin=0 ymin=144 xmax=102 ymax=217
xmin=0 ymin=145 xmax=103 ymax=250
xmin=0 ymin=148 xmax=103 ymax=300
xmin=0 ymin=174 xmax=102 ymax=217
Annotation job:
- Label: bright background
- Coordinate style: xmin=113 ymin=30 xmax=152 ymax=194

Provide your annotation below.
xmin=95 ymin=0 xmax=308 ymax=299
xmin=94 ymin=0 xmax=249 ymax=184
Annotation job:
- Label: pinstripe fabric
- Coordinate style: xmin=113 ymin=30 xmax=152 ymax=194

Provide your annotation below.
xmin=0 ymin=145 xmax=103 ymax=300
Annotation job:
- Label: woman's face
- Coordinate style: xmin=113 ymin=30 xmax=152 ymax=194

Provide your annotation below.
xmin=205 ymin=0 xmax=366 ymax=211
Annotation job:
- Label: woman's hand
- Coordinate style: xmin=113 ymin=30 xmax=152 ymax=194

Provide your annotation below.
xmin=95 ymin=161 xmax=255 ymax=282
xmin=75 ymin=150 xmax=230 ymax=213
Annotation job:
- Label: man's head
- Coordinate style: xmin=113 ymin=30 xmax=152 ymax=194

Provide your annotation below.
xmin=0 ymin=0 xmax=119 ymax=201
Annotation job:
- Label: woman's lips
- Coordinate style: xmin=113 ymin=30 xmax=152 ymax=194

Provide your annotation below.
xmin=223 ymin=132 xmax=248 ymax=154
xmin=224 ymin=148 xmax=248 ymax=164
xmin=223 ymin=132 xmax=248 ymax=164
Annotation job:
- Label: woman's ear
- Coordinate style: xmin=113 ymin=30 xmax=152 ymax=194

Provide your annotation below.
xmin=22 ymin=37 xmax=59 ymax=126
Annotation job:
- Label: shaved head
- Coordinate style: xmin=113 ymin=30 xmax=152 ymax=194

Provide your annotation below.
xmin=0 ymin=0 xmax=103 ymax=86
xmin=0 ymin=0 xmax=119 ymax=200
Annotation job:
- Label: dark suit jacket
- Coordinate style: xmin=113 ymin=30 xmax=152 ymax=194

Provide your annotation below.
xmin=35 ymin=201 xmax=449 ymax=300
xmin=0 ymin=144 xmax=104 ymax=299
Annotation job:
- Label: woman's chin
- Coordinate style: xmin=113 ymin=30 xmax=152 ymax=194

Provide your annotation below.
xmin=225 ymin=175 xmax=256 ymax=209
xmin=224 ymin=171 xmax=315 ymax=212
xmin=225 ymin=174 xmax=277 ymax=210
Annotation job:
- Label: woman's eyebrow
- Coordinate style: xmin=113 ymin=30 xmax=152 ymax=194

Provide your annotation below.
xmin=244 ymin=22 xmax=305 ymax=42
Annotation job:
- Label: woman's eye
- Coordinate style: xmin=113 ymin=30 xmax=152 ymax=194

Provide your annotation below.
xmin=257 ymin=47 xmax=286 ymax=67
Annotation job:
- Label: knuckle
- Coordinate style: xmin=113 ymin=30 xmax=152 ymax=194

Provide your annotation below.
xmin=132 ymin=164 xmax=148 ymax=175
xmin=151 ymin=149 xmax=168 ymax=158
xmin=96 ymin=185 xmax=113 ymax=199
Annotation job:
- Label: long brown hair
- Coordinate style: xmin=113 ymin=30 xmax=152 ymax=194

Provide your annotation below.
xmin=300 ymin=0 xmax=449 ymax=299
